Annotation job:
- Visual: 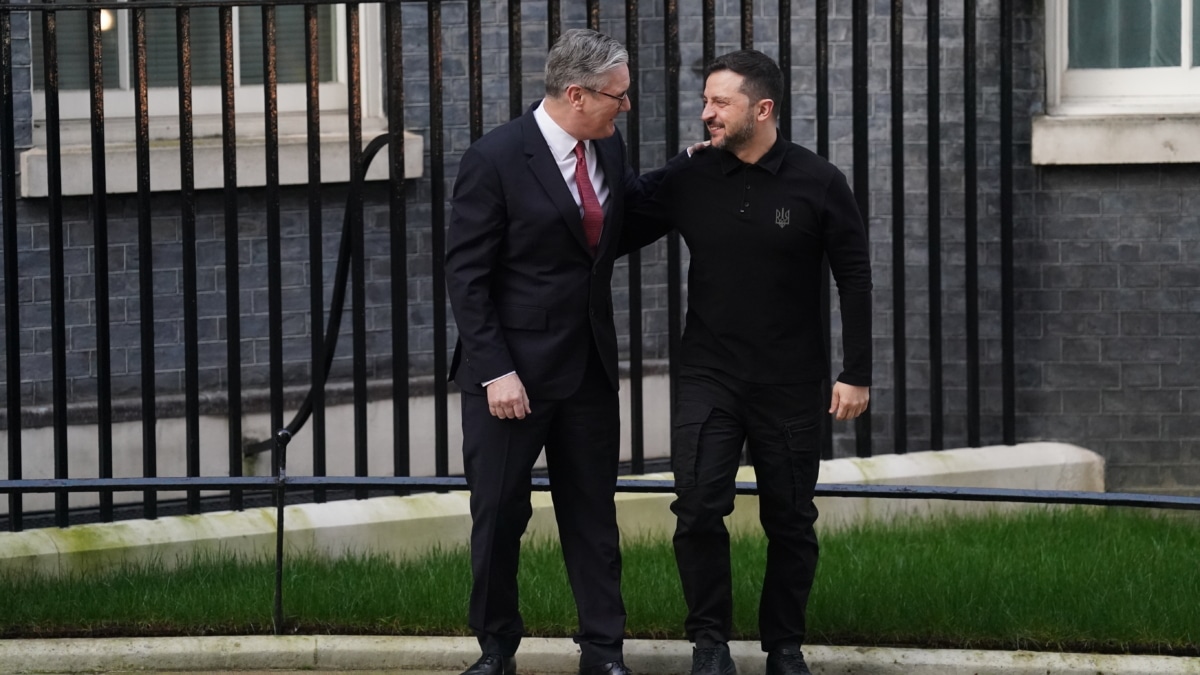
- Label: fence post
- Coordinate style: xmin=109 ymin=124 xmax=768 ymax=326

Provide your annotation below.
xmin=273 ymin=428 xmax=291 ymax=635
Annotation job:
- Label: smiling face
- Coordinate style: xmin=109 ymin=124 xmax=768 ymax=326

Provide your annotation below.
xmin=701 ymin=69 xmax=760 ymax=155
xmin=573 ymin=63 xmax=632 ymax=140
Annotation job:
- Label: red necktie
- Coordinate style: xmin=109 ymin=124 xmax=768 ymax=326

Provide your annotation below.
xmin=574 ymin=141 xmax=604 ymax=254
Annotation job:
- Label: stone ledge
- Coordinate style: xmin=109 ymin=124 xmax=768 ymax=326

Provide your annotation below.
xmin=0 ymin=442 xmax=1104 ymax=579
xmin=1032 ymin=114 xmax=1200 ymax=165
xmin=19 ymin=130 xmax=424 ymax=198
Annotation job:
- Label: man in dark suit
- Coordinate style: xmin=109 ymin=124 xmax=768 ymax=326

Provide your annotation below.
xmin=446 ymin=28 xmax=682 ymax=675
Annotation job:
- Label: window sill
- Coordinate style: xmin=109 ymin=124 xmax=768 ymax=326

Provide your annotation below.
xmin=18 ymin=129 xmax=424 ymax=198
xmin=1031 ymin=113 xmax=1200 ymax=166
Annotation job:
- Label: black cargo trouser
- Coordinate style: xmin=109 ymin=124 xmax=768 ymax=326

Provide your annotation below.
xmin=670 ymin=366 xmax=823 ymax=651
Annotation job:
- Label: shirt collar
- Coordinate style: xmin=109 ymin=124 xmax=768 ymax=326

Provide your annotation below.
xmin=533 ymin=99 xmax=587 ymax=161
xmin=717 ymin=129 xmax=788 ymax=175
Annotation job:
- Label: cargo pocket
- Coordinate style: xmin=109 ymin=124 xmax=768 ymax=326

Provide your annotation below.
xmin=671 ymin=400 xmax=713 ymax=490
xmin=781 ymin=413 xmax=821 ymax=508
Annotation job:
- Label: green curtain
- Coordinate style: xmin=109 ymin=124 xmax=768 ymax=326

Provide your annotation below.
xmin=31 ymin=9 xmax=121 ymax=90
xmin=1069 ymin=0 xmax=1182 ymax=68
xmin=239 ymin=5 xmax=336 ymax=85
xmin=32 ymin=5 xmax=335 ymax=92
xmin=1194 ymin=0 xmax=1200 ymax=65
xmin=145 ymin=7 xmax=222 ymax=87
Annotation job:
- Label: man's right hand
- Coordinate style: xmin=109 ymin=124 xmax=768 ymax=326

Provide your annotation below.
xmin=486 ymin=373 xmax=532 ymax=419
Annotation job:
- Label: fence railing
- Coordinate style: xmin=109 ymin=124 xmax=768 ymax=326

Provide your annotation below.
xmin=3 ymin=469 xmax=1198 ymax=633
xmin=0 ymin=0 xmax=1059 ymax=532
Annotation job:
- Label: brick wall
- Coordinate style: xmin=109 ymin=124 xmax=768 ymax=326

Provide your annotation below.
xmin=1018 ymin=165 xmax=1200 ymax=494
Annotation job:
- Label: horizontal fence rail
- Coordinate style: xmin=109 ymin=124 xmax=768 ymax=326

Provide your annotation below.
xmin=4 ymin=477 xmax=1200 ymax=512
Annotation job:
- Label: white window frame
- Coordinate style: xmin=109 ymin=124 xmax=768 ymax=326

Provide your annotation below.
xmin=19 ymin=3 xmax=422 ymax=197
xmin=1045 ymin=0 xmax=1199 ymax=115
xmin=1035 ymin=0 xmax=1200 ymax=165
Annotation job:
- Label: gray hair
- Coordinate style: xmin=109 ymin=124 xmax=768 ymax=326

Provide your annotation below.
xmin=544 ymin=29 xmax=629 ymax=97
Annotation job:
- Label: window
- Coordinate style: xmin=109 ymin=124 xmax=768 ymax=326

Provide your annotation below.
xmin=30 ymin=4 xmax=348 ymax=121
xmin=19 ymin=3 xmax=417 ymax=197
xmin=1035 ymin=0 xmax=1200 ymax=165
xmin=1046 ymin=0 xmax=1199 ymax=114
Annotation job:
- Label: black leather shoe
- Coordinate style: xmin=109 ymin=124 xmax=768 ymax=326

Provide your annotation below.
xmin=690 ymin=644 xmax=736 ymax=675
xmin=461 ymin=654 xmax=516 ymax=675
xmin=765 ymin=643 xmax=812 ymax=675
xmin=579 ymin=661 xmax=632 ymax=675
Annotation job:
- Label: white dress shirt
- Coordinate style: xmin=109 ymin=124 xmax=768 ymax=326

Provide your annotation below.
xmin=533 ymin=99 xmax=611 ymax=215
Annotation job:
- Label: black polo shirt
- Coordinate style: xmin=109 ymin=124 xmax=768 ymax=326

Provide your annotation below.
xmin=629 ymin=133 xmax=872 ymax=385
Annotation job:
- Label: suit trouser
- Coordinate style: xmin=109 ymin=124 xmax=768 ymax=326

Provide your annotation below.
xmin=460 ymin=346 xmax=625 ymax=667
xmin=670 ymin=366 xmax=823 ymax=651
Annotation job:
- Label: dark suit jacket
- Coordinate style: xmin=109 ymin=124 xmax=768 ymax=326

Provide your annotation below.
xmin=446 ymin=104 xmax=676 ymax=400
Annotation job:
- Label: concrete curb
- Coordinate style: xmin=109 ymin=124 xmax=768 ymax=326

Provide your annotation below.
xmin=1 ymin=635 xmax=1198 ymax=674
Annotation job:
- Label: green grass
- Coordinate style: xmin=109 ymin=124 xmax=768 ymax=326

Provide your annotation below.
xmin=802 ymin=507 xmax=1200 ymax=654
xmin=1 ymin=507 xmax=1198 ymax=655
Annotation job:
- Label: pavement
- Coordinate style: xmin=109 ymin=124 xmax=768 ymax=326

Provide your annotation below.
xmin=2 ymin=635 xmax=1199 ymax=675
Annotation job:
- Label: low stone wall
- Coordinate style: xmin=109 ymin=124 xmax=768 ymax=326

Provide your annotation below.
xmin=0 ymin=442 xmax=1104 ymax=578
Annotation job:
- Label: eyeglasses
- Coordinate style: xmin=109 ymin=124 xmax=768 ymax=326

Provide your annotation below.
xmin=582 ymin=86 xmax=628 ymax=105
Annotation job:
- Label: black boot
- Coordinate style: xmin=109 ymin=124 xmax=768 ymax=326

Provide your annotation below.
xmin=765 ymin=643 xmax=811 ymax=675
xmin=461 ymin=654 xmax=516 ymax=675
xmin=689 ymin=643 xmax=736 ymax=675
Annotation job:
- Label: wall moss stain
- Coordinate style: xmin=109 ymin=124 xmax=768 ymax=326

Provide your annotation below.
xmin=0 ymin=532 xmax=65 ymax=578
xmin=281 ymin=506 xmax=313 ymax=534
xmin=916 ymin=450 xmax=967 ymax=477
xmin=384 ymin=494 xmax=471 ymax=520
xmin=47 ymin=522 xmax=131 ymax=554
xmin=838 ymin=457 xmax=878 ymax=483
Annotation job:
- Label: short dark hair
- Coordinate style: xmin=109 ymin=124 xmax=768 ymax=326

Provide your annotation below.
xmin=704 ymin=49 xmax=784 ymax=118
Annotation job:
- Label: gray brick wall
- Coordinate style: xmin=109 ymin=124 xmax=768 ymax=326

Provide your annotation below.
xmin=2 ymin=182 xmax=413 ymax=413
xmin=1018 ymin=164 xmax=1200 ymax=495
xmin=8 ymin=9 xmax=33 ymax=150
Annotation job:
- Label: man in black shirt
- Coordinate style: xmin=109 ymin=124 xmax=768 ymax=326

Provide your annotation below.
xmin=628 ymin=50 xmax=872 ymax=675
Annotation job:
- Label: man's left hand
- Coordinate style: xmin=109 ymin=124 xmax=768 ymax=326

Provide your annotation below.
xmin=829 ymin=382 xmax=870 ymax=421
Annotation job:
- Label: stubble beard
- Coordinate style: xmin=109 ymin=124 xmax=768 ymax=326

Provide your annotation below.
xmin=711 ymin=110 xmax=757 ymax=156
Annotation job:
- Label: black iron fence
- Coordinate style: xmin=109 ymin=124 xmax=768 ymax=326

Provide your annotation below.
xmin=1 ymin=0 xmax=1028 ymax=529
xmin=4 ymin=0 xmax=1198 ymax=536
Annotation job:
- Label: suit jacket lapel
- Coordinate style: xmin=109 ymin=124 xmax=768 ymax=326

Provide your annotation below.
xmin=521 ymin=112 xmax=592 ymax=254
xmin=593 ymin=135 xmax=624 ymax=259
